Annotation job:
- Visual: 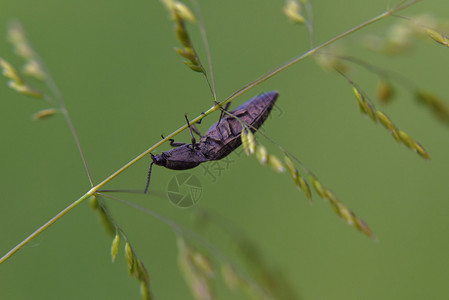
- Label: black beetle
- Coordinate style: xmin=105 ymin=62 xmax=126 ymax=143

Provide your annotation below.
xmin=145 ymin=91 xmax=279 ymax=192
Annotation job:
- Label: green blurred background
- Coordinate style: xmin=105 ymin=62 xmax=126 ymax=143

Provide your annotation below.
xmin=1 ymin=0 xmax=449 ymax=299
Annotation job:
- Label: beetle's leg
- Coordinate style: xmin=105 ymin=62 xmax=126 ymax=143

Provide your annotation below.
xmin=214 ymin=102 xmax=231 ymax=139
xmin=191 ymin=124 xmax=202 ymax=137
xmin=161 ymin=134 xmax=186 ymax=147
xmin=195 ymin=112 xmax=206 ymax=124
xmin=184 ymin=114 xmax=197 ymax=147
xmin=217 ymin=102 xmax=231 ymax=125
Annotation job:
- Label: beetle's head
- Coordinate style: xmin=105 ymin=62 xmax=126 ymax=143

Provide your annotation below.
xmin=151 ymin=153 xmax=166 ymax=167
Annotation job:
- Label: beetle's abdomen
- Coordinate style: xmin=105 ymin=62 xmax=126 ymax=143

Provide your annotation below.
xmin=200 ymin=91 xmax=279 ymax=160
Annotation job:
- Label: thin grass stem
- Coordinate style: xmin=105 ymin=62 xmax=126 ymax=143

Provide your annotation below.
xmin=190 ymin=0 xmax=217 ymax=102
xmin=29 ymin=40 xmax=94 ymax=187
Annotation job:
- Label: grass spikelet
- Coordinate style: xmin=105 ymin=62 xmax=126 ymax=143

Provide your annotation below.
xmin=415 ymin=90 xmax=449 ymax=124
xmin=256 ymin=145 xmax=269 ymax=165
xmin=376 ymin=110 xmax=395 ymax=131
xmin=89 ymin=195 xmax=99 ymax=209
xmin=90 ymin=198 xmax=115 ymax=236
xmin=241 ymin=128 xmax=256 ymax=155
xmin=285 ymin=155 xmax=312 ymax=202
xmin=175 ymin=47 xmax=196 ymax=62
xmin=8 ymin=21 xmax=35 ymax=60
xmin=111 ymin=231 xmax=120 ymax=263
xmin=177 ymin=236 xmax=214 ymax=300
xmin=284 ymin=0 xmax=305 ymax=24
xmin=122 ymin=239 xmax=152 ymax=299
xmin=8 ymin=81 xmax=43 ymax=99
xmin=221 ymin=264 xmax=240 ymax=291
xmin=326 ymin=191 xmax=377 ymax=240
xmin=297 ymin=176 xmax=312 ymax=202
xmin=136 ymin=259 xmax=151 ymax=283
xmin=309 ymin=175 xmax=326 ymax=198
xmin=173 ymin=1 xmax=197 ymax=23
xmin=365 ymin=101 xmax=377 ymax=123
xmin=23 ymin=60 xmax=45 ymax=80
xmin=377 ymin=79 xmax=394 ymax=104
xmin=0 ymin=58 xmax=23 ymax=84
xmin=32 ymin=108 xmax=57 ymax=120
xmin=192 ymin=252 xmax=215 ymax=278
xmin=414 ymin=142 xmax=431 ymax=160
xmin=352 ymin=86 xmax=368 ymax=113
xmin=352 ymin=86 xmax=377 ymax=121
xmin=125 ymin=242 xmax=136 ymax=274
xmin=332 ymin=201 xmax=355 ymax=226
xmin=315 ymin=45 xmax=350 ymax=74
xmin=425 ymin=28 xmax=449 ymax=46
xmin=284 ymin=156 xmax=297 ymax=178
xmin=175 ymin=15 xmax=192 ymax=48
xmin=267 ymin=154 xmax=285 ymax=173
xmin=397 ymin=130 xmax=415 ymax=149
xmin=140 ymin=281 xmax=151 ymax=300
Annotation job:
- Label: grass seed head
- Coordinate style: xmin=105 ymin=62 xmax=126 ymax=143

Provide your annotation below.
xmin=32 ymin=108 xmax=57 ymax=120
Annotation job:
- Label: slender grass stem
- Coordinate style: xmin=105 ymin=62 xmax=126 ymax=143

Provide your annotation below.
xmin=0 ymin=1 xmax=418 ymax=264
xmin=32 ymin=41 xmax=94 ymax=187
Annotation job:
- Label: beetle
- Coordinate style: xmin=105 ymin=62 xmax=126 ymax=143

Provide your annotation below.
xmin=145 ymin=91 xmax=279 ymax=193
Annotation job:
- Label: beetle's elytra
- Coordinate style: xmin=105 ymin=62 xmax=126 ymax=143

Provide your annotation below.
xmin=145 ymin=91 xmax=279 ymax=192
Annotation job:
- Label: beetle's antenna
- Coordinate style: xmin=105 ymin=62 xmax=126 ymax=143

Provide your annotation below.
xmin=144 ymin=161 xmax=155 ymax=194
